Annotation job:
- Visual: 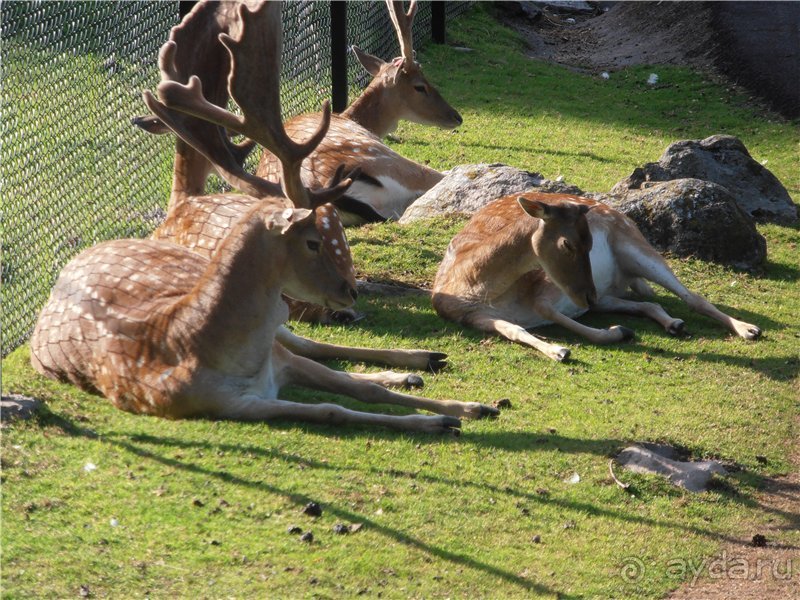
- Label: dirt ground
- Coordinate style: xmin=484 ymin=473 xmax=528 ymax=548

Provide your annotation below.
xmin=494 ymin=3 xmax=800 ymax=597
xmin=497 ymin=1 xmax=800 ymax=118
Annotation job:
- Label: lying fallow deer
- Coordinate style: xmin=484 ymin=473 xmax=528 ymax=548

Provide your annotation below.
xmin=432 ymin=193 xmax=762 ymax=361
xmin=256 ymin=0 xmax=460 ymax=224
xmin=31 ymin=1 xmax=497 ymax=432
xmin=142 ymin=0 xmax=448 ymax=362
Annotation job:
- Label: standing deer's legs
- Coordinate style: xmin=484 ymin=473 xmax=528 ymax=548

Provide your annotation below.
xmin=591 ymin=295 xmax=685 ymax=336
xmin=277 ymin=347 xmax=498 ymax=419
xmin=275 ymin=326 xmax=448 ymax=371
xmin=217 ymin=395 xmax=462 ymax=433
xmin=618 ymin=247 xmax=762 ymax=339
xmin=465 ymin=314 xmax=572 ymax=362
xmin=532 ymin=302 xmax=635 ymax=345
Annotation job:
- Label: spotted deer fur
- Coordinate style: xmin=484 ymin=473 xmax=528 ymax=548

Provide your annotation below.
xmin=32 ymin=1 xmax=498 ymax=432
xmin=432 ymin=193 xmax=762 ymax=361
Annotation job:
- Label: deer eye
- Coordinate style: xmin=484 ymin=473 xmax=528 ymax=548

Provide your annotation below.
xmin=561 ymin=239 xmax=575 ymax=254
xmin=306 ymin=240 xmax=321 ymax=253
xmin=413 ymin=84 xmax=427 ymax=94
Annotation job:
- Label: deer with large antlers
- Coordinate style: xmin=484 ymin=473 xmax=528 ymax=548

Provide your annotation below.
xmin=432 ymin=193 xmax=762 ymax=361
xmin=255 ymin=0 xmax=460 ymax=224
xmin=31 ymin=1 xmax=497 ymax=432
xmin=140 ymin=0 xmax=449 ymax=350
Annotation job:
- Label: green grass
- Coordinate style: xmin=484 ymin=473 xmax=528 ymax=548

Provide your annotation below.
xmin=3 ymin=5 xmax=799 ymax=599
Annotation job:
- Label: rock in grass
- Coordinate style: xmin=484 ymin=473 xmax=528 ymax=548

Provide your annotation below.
xmin=300 ymin=531 xmax=314 ymax=543
xmin=399 ymin=164 xmax=582 ymax=223
xmin=287 ymin=525 xmax=303 ymax=535
xmin=1 ymin=394 xmax=41 ymax=423
xmin=333 ymin=523 xmax=349 ymax=535
xmin=302 ymin=502 xmax=322 ymax=517
xmin=603 ymin=178 xmax=767 ymax=270
xmin=611 ymin=135 xmax=798 ymax=223
xmin=616 ymin=445 xmax=727 ymax=492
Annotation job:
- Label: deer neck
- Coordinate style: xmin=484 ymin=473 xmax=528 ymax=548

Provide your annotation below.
xmin=169 ymin=140 xmax=213 ymax=205
xmin=341 ymin=81 xmax=400 ymax=137
xmin=169 ymin=204 xmax=287 ymax=375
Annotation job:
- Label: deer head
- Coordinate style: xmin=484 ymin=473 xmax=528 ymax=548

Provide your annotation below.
xmin=344 ymin=1 xmax=462 ymax=136
xmin=518 ymin=196 xmax=597 ymax=309
xmin=144 ymin=1 xmax=358 ymax=304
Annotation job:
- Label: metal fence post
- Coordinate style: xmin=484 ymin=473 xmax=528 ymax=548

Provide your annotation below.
xmin=330 ymin=1 xmax=348 ymax=113
xmin=432 ymin=1 xmax=446 ymax=44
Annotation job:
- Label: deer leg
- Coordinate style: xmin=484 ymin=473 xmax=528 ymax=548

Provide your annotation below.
xmin=630 ymin=277 xmax=655 ymax=297
xmin=532 ymin=302 xmax=635 ymax=345
xmin=591 ymin=295 xmax=686 ymax=336
xmin=275 ymin=326 xmax=447 ymax=371
xmin=216 ymin=395 xmax=462 ymax=434
xmin=465 ymin=314 xmax=572 ymax=362
xmin=618 ymin=248 xmax=762 ymax=340
xmin=277 ymin=348 xmax=498 ymax=420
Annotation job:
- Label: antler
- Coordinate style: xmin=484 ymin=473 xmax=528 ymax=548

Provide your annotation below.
xmin=386 ymin=0 xmax=418 ymax=68
xmin=152 ymin=1 xmax=332 ymax=208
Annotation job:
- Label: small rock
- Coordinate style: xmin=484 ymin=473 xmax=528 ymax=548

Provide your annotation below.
xmin=287 ymin=525 xmax=303 ymax=535
xmin=83 ymin=462 xmax=97 ymax=473
xmin=333 ymin=523 xmax=349 ymax=535
xmin=493 ymin=398 xmax=512 ymax=409
xmin=192 ymin=498 xmax=204 ymax=507
xmin=109 ymin=518 xmax=119 ymax=528
xmin=349 ymin=523 xmax=363 ymax=533
xmin=535 ymin=488 xmax=549 ymax=496
xmin=563 ymin=521 xmax=576 ymax=529
xmin=564 ymin=472 xmax=581 ymax=485
xmin=647 ymin=73 xmax=659 ymax=85
xmin=208 ymin=539 xmax=221 ymax=546
xmin=79 ymin=584 xmax=91 ymax=598
xmin=752 ymin=534 xmax=768 ymax=547
xmin=0 ymin=394 xmax=42 ymax=423
xmin=300 ymin=531 xmax=314 ymax=543
xmin=302 ymin=502 xmax=322 ymax=517
xmin=532 ymin=535 xmax=541 ymax=544
xmin=548 ymin=428 xmax=557 ymax=434
xmin=755 ymin=455 xmax=768 ymax=465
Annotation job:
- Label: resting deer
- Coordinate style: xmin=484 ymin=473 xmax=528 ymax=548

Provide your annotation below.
xmin=255 ymin=0 xmax=460 ymax=224
xmin=432 ymin=193 xmax=762 ymax=361
xmin=138 ymin=0 xmax=449 ymax=359
xmin=31 ymin=1 xmax=497 ymax=432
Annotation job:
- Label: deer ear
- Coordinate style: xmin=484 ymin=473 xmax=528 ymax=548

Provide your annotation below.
xmin=517 ymin=197 xmax=551 ymax=221
xmin=351 ymin=46 xmax=385 ymax=77
xmin=265 ymin=208 xmax=313 ymax=234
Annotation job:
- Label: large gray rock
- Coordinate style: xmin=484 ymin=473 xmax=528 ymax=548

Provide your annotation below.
xmin=616 ymin=445 xmax=727 ymax=492
xmin=604 ymin=178 xmax=768 ymax=270
xmin=399 ymin=164 xmax=582 ymax=223
xmin=611 ymin=135 xmax=798 ymax=223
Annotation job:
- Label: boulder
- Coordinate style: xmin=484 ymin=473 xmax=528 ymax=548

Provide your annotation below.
xmin=399 ymin=164 xmax=582 ymax=223
xmin=611 ymin=135 xmax=798 ymax=223
xmin=604 ymin=178 xmax=767 ymax=270
xmin=1 ymin=394 xmax=42 ymax=423
xmin=616 ymin=444 xmax=727 ymax=492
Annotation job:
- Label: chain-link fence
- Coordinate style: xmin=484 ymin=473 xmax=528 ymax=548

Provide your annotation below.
xmin=1 ymin=1 xmax=472 ymax=358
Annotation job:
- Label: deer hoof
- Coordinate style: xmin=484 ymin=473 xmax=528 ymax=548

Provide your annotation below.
xmin=439 ymin=416 xmax=461 ymax=434
xmin=667 ymin=319 xmax=686 ymax=336
xmin=479 ymin=404 xmax=500 ymax=419
xmin=404 ymin=374 xmax=424 ymax=389
xmin=553 ymin=348 xmax=571 ymax=362
xmin=613 ymin=325 xmax=635 ymax=342
xmin=740 ymin=324 xmax=762 ymax=340
xmin=427 ymin=352 xmax=448 ymax=372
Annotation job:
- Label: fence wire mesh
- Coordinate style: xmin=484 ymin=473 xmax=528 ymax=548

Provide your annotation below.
xmin=1 ymin=1 xmax=472 ymax=357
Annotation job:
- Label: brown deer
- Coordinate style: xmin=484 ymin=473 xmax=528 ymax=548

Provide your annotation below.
xmin=255 ymin=0 xmax=460 ymax=224
xmin=31 ymin=1 xmax=497 ymax=432
xmin=432 ymin=193 xmax=762 ymax=361
xmin=141 ymin=0 xmax=448 ymax=358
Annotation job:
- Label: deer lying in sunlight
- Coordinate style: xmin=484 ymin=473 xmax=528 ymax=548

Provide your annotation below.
xmin=31 ymin=1 xmax=497 ymax=432
xmin=432 ymin=192 xmax=762 ymax=361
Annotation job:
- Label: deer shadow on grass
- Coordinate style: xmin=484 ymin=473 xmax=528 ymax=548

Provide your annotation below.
xmin=36 ymin=406 xmax=799 ymax=556
xmin=32 ymin=406 xmax=571 ymax=598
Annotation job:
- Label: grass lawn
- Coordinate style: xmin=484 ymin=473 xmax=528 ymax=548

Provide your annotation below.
xmin=2 ymin=5 xmax=799 ymax=599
